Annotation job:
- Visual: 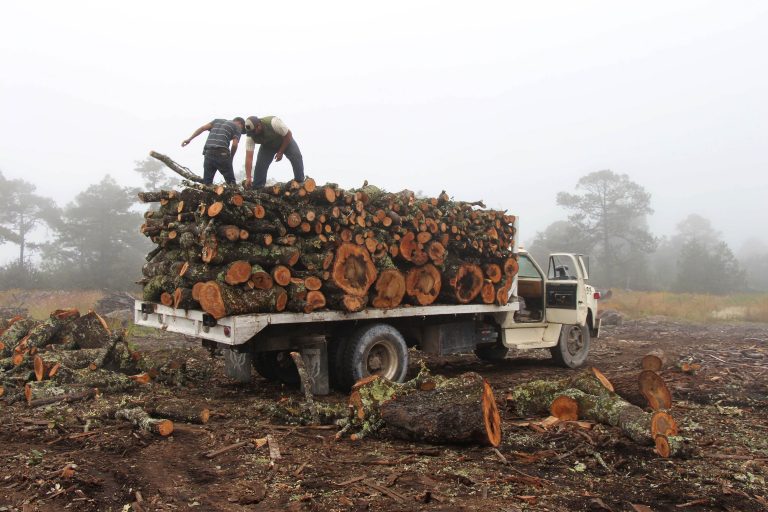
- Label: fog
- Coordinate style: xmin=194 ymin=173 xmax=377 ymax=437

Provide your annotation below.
xmin=1 ymin=0 xmax=767 ymax=257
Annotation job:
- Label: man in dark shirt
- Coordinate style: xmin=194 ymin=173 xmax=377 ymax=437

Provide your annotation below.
xmin=181 ymin=117 xmax=245 ymax=184
xmin=243 ymin=115 xmax=304 ymax=188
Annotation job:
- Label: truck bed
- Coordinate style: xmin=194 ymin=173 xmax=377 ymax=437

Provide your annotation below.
xmin=134 ymin=300 xmax=520 ymax=346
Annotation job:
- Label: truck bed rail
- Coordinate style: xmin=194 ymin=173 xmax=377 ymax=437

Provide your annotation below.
xmin=134 ymin=300 xmax=519 ymax=346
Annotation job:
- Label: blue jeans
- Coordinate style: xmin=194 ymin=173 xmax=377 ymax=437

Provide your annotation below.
xmin=252 ymin=139 xmax=304 ymax=188
xmin=203 ymin=150 xmax=236 ymax=184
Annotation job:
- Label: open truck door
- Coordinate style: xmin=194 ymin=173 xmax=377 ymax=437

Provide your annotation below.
xmin=544 ymin=254 xmax=589 ymax=326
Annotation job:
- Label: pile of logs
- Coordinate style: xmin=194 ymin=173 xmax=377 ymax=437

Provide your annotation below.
xmin=0 ymin=310 xmax=198 ymax=436
xmin=138 ymin=169 xmax=518 ymax=319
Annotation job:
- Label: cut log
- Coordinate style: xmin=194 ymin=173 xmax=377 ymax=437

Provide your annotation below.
xmin=378 ymin=372 xmax=501 ymax=447
xmin=550 ymin=395 xmax=579 ymax=421
xmin=202 ymin=242 xmax=300 ymax=267
xmin=641 ymin=350 xmax=666 ymax=371
xmin=405 ymin=264 xmax=441 ymax=305
xmin=271 ymin=265 xmax=292 ymax=287
xmin=52 ymin=312 xmax=111 ymax=349
xmin=639 ymin=370 xmax=672 ymax=410
xmin=198 ymin=282 xmax=288 ymax=319
xmin=370 ymin=269 xmax=406 ymax=309
xmin=115 ymin=407 xmax=174 ymax=436
xmin=172 ymin=288 xmax=198 ymax=310
xmin=249 ymin=264 xmax=274 ymax=290
xmin=146 ymin=399 xmax=210 ymax=424
xmin=219 ymin=260 xmax=252 ymax=285
xmin=330 ymin=243 xmax=378 ymax=296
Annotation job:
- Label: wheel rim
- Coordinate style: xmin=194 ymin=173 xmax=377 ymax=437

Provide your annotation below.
xmin=566 ymin=326 xmax=584 ymax=356
xmin=364 ymin=340 xmax=399 ymax=380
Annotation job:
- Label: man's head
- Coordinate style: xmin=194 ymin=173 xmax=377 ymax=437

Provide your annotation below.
xmin=245 ymin=116 xmax=263 ymax=135
xmin=232 ymin=117 xmax=245 ymax=133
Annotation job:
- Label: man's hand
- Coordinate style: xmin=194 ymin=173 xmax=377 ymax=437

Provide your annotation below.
xmin=181 ymin=139 xmax=191 ymax=147
xmin=274 ymin=152 xmax=284 ymax=162
xmin=245 ymin=177 xmax=252 ymax=188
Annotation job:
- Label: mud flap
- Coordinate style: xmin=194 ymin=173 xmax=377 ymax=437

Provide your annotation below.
xmin=222 ymin=347 xmax=252 ymax=383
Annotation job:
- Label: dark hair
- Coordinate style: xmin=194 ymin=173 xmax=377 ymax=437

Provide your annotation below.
xmin=233 ymin=117 xmax=245 ymax=125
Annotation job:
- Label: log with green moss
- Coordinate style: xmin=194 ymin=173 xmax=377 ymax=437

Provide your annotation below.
xmin=115 ymin=407 xmax=174 ymax=436
xmin=198 ymin=282 xmax=288 ymax=319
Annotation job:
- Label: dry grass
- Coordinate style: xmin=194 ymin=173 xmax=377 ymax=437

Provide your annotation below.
xmin=601 ymin=290 xmax=768 ymax=323
xmin=0 ymin=289 xmax=105 ymax=319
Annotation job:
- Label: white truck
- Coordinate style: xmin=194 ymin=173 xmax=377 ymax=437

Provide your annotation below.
xmin=135 ymin=246 xmax=600 ymax=394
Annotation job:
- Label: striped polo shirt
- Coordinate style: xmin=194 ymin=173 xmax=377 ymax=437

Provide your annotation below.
xmin=203 ymin=119 xmax=241 ymax=154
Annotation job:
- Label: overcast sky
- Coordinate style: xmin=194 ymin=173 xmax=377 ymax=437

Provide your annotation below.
xmin=1 ymin=0 xmax=766 ymax=260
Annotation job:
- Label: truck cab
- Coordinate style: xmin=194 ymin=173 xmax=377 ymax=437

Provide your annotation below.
xmin=487 ymin=250 xmax=600 ymax=367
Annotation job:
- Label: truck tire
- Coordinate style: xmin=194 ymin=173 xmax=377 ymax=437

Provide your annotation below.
xmin=550 ymin=324 xmax=590 ymax=368
xmin=340 ymin=323 xmax=408 ymax=389
xmin=327 ymin=337 xmax=349 ymax=390
xmin=223 ymin=347 xmax=252 ymax=383
xmin=474 ymin=344 xmax=509 ymax=361
xmin=253 ymin=351 xmax=299 ymax=385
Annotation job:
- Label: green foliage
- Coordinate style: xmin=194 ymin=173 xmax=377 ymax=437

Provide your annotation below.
xmin=675 ymin=238 xmax=746 ymax=294
xmin=0 ymin=171 xmax=59 ymax=274
xmin=533 ymin=170 xmax=657 ymax=288
xmin=40 ymin=175 xmax=151 ymax=289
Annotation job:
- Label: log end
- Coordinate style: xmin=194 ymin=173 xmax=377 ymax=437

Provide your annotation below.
xmin=590 ymin=367 xmax=615 ymax=393
xmin=639 ymin=370 xmax=672 ymax=410
xmin=200 ymin=408 xmax=211 ymax=424
xmin=156 ymin=419 xmax=174 ymax=437
xmin=33 ymin=355 xmax=45 ymax=382
xmin=482 ymin=379 xmax=502 ymax=447
xmin=650 ymin=411 xmax=678 ymax=438
xmin=550 ymin=395 xmax=579 ymax=421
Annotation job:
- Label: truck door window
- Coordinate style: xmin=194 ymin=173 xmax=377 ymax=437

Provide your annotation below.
xmin=548 ymin=255 xmax=577 ymax=280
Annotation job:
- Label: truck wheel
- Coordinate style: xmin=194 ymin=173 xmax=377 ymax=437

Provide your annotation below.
xmin=223 ymin=347 xmax=252 ymax=383
xmin=550 ymin=324 xmax=590 ymax=368
xmin=341 ymin=323 xmax=408 ymax=388
xmin=474 ymin=344 xmax=509 ymax=361
xmin=253 ymin=351 xmax=300 ymax=385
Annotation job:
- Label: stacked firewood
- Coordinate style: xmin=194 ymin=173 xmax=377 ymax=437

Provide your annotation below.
xmin=138 ymin=178 xmax=518 ymax=319
xmin=0 ymin=311 xmax=202 ymax=435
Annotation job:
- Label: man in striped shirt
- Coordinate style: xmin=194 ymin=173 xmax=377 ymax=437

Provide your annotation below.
xmin=181 ymin=117 xmax=245 ymax=184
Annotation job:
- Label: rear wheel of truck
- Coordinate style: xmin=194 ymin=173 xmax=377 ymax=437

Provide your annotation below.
xmin=340 ymin=323 xmax=408 ymax=389
xmin=253 ymin=351 xmax=300 ymax=385
xmin=550 ymin=324 xmax=590 ymax=368
xmin=223 ymin=347 xmax=252 ymax=383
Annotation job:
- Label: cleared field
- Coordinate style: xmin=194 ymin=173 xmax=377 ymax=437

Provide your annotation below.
xmin=0 ymin=289 xmax=105 ymax=319
xmin=600 ymin=290 xmax=768 ymax=323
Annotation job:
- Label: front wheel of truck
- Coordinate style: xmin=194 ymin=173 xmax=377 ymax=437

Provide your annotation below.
xmin=550 ymin=324 xmax=590 ymax=368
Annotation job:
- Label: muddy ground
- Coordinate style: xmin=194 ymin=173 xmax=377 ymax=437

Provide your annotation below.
xmin=1 ymin=318 xmax=767 ymax=512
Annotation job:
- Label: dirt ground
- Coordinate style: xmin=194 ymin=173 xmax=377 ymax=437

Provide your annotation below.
xmin=1 ymin=318 xmax=767 ymax=512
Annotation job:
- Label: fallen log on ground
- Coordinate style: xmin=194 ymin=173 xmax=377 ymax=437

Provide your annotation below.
xmin=269 ymin=366 xmax=501 ymax=447
xmin=115 ymin=407 xmax=174 ymax=436
xmin=507 ymin=367 xmax=686 ymax=457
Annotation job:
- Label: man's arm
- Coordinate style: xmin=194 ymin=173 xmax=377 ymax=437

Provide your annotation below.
xmin=245 ymin=149 xmax=254 ymax=187
xmin=181 ymin=122 xmax=213 ymax=147
xmin=274 ymin=130 xmax=293 ymax=161
xmin=230 ymin=138 xmax=239 ymax=160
